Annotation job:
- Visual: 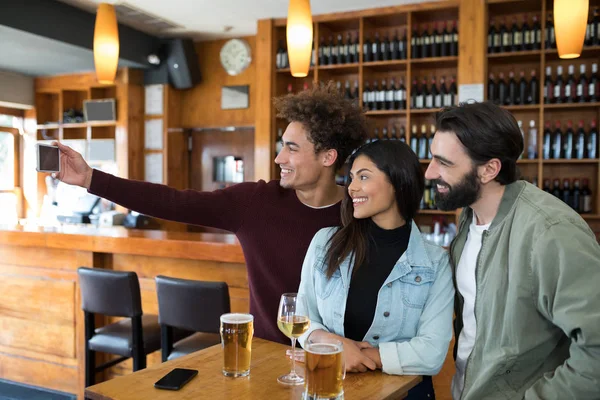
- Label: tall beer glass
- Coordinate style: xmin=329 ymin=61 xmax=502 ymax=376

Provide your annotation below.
xmin=220 ymin=313 xmax=254 ymax=377
xmin=277 ymin=293 xmax=310 ymax=385
xmin=304 ymin=336 xmax=345 ymax=400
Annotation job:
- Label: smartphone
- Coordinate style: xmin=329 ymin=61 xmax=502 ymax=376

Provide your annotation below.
xmin=154 ymin=368 xmax=198 ymax=390
xmin=36 ymin=143 xmax=60 ymax=173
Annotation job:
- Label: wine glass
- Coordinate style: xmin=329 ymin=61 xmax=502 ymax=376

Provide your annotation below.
xmin=277 ymin=293 xmax=310 ymax=385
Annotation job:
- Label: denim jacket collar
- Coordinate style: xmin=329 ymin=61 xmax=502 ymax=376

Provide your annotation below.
xmin=337 ymin=221 xmax=434 ymax=290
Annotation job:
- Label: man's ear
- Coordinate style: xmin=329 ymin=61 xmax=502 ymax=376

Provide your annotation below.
xmin=479 ymin=158 xmax=501 ymax=184
xmin=322 ymin=149 xmax=338 ymax=167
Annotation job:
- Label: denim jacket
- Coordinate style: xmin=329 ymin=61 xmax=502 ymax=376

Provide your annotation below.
xmin=297 ymin=221 xmax=455 ymax=376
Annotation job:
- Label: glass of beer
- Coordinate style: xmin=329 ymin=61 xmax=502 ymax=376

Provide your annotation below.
xmin=304 ymin=336 xmax=345 ymax=400
xmin=276 ymin=293 xmax=310 ymax=385
xmin=220 ymin=313 xmax=254 ymax=377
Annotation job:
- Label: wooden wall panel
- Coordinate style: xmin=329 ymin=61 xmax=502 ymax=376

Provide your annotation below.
xmin=0 ymin=274 xmax=75 ymax=323
xmin=0 ymin=246 xmax=93 ymax=270
xmin=180 ymin=37 xmax=256 ymax=128
xmin=0 ymin=353 xmax=78 ymax=394
xmin=254 ymin=19 xmax=275 ymax=181
xmin=190 ymin=128 xmax=255 ymax=192
xmin=0 ymin=262 xmax=79 ymax=394
xmin=458 ymin=0 xmax=485 ymax=85
xmin=0 ymin=315 xmax=75 ymax=358
xmin=111 ymin=254 xmax=249 ymax=289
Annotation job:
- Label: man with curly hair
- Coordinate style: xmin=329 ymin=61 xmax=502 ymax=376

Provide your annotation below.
xmin=53 ymin=82 xmax=367 ymax=344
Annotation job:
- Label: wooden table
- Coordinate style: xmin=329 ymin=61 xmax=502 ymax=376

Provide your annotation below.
xmin=85 ymin=338 xmax=421 ymax=400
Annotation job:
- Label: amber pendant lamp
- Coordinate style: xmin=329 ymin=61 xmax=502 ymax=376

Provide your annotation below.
xmin=286 ymin=0 xmax=313 ymax=78
xmin=554 ymin=0 xmax=589 ymax=59
xmin=94 ymin=3 xmax=120 ymax=84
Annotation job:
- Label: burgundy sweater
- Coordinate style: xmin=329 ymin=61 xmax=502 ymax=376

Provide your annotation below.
xmin=89 ymin=170 xmax=341 ymax=344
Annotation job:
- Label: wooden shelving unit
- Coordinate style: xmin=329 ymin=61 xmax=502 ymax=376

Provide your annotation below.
xmin=268 ymin=1 xmax=461 ymax=225
xmin=486 ymin=0 xmax=600 ymax=234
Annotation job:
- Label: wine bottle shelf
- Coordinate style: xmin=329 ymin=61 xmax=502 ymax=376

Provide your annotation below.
xmin=318 ymin=63 xmax=360 ymax=71
xmin=501 ymin=105 xmax=541 ymax=111
xmin=542 ymin=159 xmax=599 ymax=164
xmin=362 ymin=60 xmax=408 ymax=68
xmin=517 ymin=159 xmax=539 ymax=164
xmin=544 ymin=102 xmax=600 ymax=110
xmin=487 ymin=50 xmax=542 ymax=62
xmin=410 ymin=108 xmax=442 ymax=114
xmin=365 ymin=110 xmax=407 ymax=116
xmin=545 ymin=45 xmax=600 ymax=60
xmin=582 ymin=214 xmax=600 ymax=220
xmin=418 ymin=209 xmax=456 ymax=215
xmin=410 ymin=56 xmax=458 ymax=66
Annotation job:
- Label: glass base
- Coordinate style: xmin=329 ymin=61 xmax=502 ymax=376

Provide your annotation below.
xmin=303 ymin=391 xmax=344 ymax=400
xmin=277 ymin=372 xmax=305 ymax=385
xmin=222 ymin=369 xmax=250 ymax=377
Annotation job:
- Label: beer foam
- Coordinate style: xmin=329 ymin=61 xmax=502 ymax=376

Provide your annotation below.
xmin=220 ymin=313 xmax=254 ymax=324
xmin=307 ymin=343 xmax=341 ymax=355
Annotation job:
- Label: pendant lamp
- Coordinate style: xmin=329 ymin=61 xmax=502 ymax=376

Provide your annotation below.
xmin=286 ymin=0 xmax=313 ymax=78
xmin=554 ymin=0 xmax=589 ymax=59
xmin=94 ymin=3 xmax=120 ymax=83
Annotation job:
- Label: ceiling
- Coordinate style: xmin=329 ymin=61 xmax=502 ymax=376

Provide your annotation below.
xmin=56 ymin=0 xmax=434 ymax=41
xmin=0 ymin=25 xmax=141 ymax=77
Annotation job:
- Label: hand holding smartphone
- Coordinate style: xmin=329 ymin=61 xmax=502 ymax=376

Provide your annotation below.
xmin=154 ymin=368 xmax=198 ymax=390
xmin=36 ymin=143 xmax=60 ymax=173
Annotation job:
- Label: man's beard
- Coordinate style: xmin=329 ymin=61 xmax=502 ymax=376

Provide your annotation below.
xmin=433 ymin=167 xmax=482 ymax=211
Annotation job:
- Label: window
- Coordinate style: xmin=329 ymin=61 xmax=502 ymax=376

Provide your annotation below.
xmin=0 ymin=132 xmax=15 ymax=190
xmin=0 ymin=125 xmax=20 ymax=224
xmin=0 ymin=114 xmax=16 ymax=128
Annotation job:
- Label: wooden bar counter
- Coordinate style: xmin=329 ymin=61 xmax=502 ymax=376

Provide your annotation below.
xmin=0 ymin=224 xmax=248 ymax=399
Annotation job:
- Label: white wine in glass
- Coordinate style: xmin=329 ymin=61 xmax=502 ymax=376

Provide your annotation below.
xmin=277 ymin=293 xmax=310 ymax=385
xmin=277 ymin=315 xmax=310 ymax=338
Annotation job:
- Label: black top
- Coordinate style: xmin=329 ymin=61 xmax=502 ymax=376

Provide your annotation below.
xmin=344 ymin=220 xmax=411 ymax=342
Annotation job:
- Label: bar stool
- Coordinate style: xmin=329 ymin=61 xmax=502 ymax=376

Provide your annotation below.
xmin=78 ymin=267 xmax=162 ymax=387
xmin=156 ymin=276 xmax=231 ymax=361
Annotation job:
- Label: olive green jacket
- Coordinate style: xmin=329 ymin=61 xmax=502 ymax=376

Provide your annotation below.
xmin=451 ymin=180 xmax=600 ymax=400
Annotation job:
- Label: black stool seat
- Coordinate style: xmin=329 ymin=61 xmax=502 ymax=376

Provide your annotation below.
xmin=155 ymin=275 xmax=231 ymax=362
xmin=89 ymin=314 xmax=162 ymax=357
xmin=167 ymin=332 xmax=221 ymax=361
xmin=78 ymin=267 xmax=167 ymax=387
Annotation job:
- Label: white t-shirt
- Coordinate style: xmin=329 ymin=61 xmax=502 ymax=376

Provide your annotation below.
xmin=452 ymin=216 xmax=490 ymax=400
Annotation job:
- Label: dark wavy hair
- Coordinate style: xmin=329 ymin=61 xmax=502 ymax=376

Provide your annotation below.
xmin=273 ymin=81 xmax=368 ymax=170
xmin=435 ymin=101 xmax=523 ymax=185
xmin=324 ymin=140 xmax=424 ymax=278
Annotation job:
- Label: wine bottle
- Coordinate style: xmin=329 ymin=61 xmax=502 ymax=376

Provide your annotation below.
xmin=563 ymin=120 xmax=574 ymax=159
xmin=363 ymin=34 xmax=372 ymax=63
xmin=488 ymin=18 xmax=496 ymax=53
xmin=508 ymin=71 xmax=517 ymax=105
xmin=575 ymin=120 xmax=586 ymax=159
xmin=578 ymin=64 xmax=588 ymax=103
xmin=527 ymin=119 xmax=538 ymax=159
xmin=544 ymin=66 xmax=554 ymax=104
xmin=552 ymin=121 xmax=563 ymax=159
xmin=543 ymin=121 xmax=552 ymax=160
xmin=565 ymin=65 xmax=576 ymax=103
xmin=421 ymin=24 xmax=430 ymax=58
xmin=411 ymin=25 xmax=420 ymax=59
xmin=532 ymin=15 xmax=541 ymax=50
xmin=588 ymin=119 xmax=598 ymax=159
xmin=488 ymin=73 xmax=497 ymax=103
xmin=529 ymin=69 xmax=539 ymax=104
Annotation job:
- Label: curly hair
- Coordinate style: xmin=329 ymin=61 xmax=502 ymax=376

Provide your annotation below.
xmin=273 ymin=81 xmax=367 ymax=170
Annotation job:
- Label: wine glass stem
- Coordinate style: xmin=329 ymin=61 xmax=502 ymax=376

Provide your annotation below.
xmin=291 ymin=337 xmax=297 ymax=376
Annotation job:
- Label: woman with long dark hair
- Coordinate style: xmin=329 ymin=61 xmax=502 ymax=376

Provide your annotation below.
xmin=297 ymin=140 xmax=454 ymax=399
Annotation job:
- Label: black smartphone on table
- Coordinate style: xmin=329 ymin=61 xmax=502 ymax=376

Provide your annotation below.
xmin=154 ymin=368 xmax=198 ymax=390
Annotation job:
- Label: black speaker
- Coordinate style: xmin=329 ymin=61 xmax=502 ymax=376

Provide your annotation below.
xmin=166 ymin=39 xmax=201 ymax=89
